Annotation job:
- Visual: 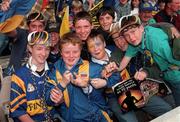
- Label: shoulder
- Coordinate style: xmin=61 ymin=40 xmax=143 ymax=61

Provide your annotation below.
xmin=14 ymin=65 xmax=29 ymax=77
xmin=145 ymin=26 xmax=168 ymax=38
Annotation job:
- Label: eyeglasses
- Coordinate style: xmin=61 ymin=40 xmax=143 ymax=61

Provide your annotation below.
xmin=28 ymin=31 xmax=51 ymax=46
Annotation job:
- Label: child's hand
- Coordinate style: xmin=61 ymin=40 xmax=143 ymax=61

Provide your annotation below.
xmin=71 ymin=72 xmax=89 ymax=88
xmin=60 ymin=70 xmax=73 ymax=88
xmin=101 ymin=62 xmax=119 ymax=79
xmin=50 ymin=87 xmax=64 ymax=105
xmin=91 ymin=78 xmax=107 ymax=89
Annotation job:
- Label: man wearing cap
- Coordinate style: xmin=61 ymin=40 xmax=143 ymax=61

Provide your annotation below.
xmin=46 ymin=21 xmax=61 ymax=69
xmin=154 ymin=0 xmax=180 ymax=31
xmin=117 ymin=15 xmax=180 ymax=107
xmin=4 ymin=12 xmax=46 ymax=75
xmin=10 ymin=31 xmax=63 ymax=122
xmin=139 ymin=1 xmax=156 ymax=26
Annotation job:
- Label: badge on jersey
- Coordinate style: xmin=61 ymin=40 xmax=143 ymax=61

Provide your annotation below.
xmin=27 ymin=83 xmax=35 ymax=92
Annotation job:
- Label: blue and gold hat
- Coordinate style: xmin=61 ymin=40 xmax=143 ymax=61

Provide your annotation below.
xmin=139 ymin=2 xmax=154 ymax=11
xmin=27 ymin=31 xmax=51 ymax=47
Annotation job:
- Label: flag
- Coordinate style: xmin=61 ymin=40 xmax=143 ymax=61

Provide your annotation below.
xmin=0 ymin=0 xmax=36 ymax=33
xmin=60 ymin=6 xmax=70 ymax=38
xmin=41 ymin=0 xmax=49 ymax=10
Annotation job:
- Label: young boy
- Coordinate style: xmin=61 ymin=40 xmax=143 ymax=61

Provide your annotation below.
xmin=73 ymin=11 xmax=93 ymax=60
xmin=10 ymin=31 xmax=61 ymax=121
xmin=87 ymin=30 xmax=172 ymax=122
xmin=46 ymin=32 xmax=114 ymax=122
xmin=96 ymin=6 xmax=116 ymax=51
xmin=119 ymin=15 xmax=180 ymax=106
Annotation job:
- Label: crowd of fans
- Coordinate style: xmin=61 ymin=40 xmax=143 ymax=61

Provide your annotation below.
xmin=0 ymin=0 xmax=179 ymax=122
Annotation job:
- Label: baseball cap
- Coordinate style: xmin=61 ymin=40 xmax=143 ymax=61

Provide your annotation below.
xmin=46 ymin=21 xmax=60 ymax=33
xmin=27 ymin=31 xmax=51 ymax=47
xmin=119 ymin=15 xmax=141 ymax=34
xmin=139 ymin=2 xmax=154 ymax=12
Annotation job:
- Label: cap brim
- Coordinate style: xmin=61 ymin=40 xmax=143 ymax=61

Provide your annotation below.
xmin=0 ymin=15 xmax=24 ymax=33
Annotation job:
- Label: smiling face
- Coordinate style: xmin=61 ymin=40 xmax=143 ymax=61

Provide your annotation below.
xmin=123 ymin=25 xmax=144 ymax=46
xmin=50 ymin=32 xmax=60 ymax=47
xmin=74 ymin=19 xmax=93 ymax=41
xmin=139 ymin=11 xmax=153 ymax=23
xmin=114 ymin=36 xmax=128 ymax=51
xmin=61 ymin=43 xmax=81 ymax=69
xmin=87 ymin=36 xmax=107 ymax=60
xmin=99 ymin=13 xmax=114 ymax=31
xmin=29 ymin=44 xmax=50 ymax=66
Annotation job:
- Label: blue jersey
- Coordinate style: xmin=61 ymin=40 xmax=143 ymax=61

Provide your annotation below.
xmin=10 ymin=65 xmax=56 ymax=122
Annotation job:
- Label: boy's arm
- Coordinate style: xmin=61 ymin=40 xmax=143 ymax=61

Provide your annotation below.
xmin=119 ymin=56 xmax=132 ymax=71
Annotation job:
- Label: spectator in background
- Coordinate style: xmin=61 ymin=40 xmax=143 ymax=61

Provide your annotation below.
xmin=46 ymin=21 xmax=61 ymax=69
xmin=113 ymin=0 xmax=131 ymax=20
xmin=73 ymin=11 xmax=93 ymax=60
xmin=4 ymin=12 xmax=46 ymax=76
xmin=96 ymin=6 xmax=116 ymax=51
xmin=154 ymin=0 xmax=180 ymax=31
xmin=69 ymin=0 xmax=84 ymax=31
xmin=139 ymin=1 xmax=156 ymax=26
xmin=157 ymin=0 xmax=166 ymax=11
xmin=130 ymin=0 xmax=140 ymax=15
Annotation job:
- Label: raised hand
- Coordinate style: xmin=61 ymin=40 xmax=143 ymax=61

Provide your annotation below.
xmin=50 ymin=87 xmax=64 ymax=105
xmin=91 ymin=78 xmax=107 ymax=89
xmin=71 ymin=72 xmax=89 ymax=88
xmin=101 ymin=61 xmax=119 ymax=79
xmin=0 ymin=0 xmax=11 ymax=11
xmin=60 ymin=70 xmax=73 ymax=88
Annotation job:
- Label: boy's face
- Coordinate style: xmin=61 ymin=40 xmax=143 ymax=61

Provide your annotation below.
xmin=99 ymin=13 xmax=114 ymax=31
xmin=61 ymin=43 xmax=81 ymax=69
xmin=28 ymin=20 xmax=45 ymax=32
xmin=75 ymin=19 xmax=93 ymax=41
xmin=87 ymin=36 xmax=106 ymax=60
xmin=29 ymin=44 xmax=50 ymax=66
xmin=114 ymin=36 xmax=128 ymax=51
xmin=123 ymin=26 xmax=144 ymax=46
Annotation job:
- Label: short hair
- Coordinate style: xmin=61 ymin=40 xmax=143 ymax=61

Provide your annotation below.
xmin=73 ymin=11 xmax=92 ymax=26
xmin=27 ymin=12 xmax=45 ymax=26
xmin=87 ymin=29 xmax=105 ymax=43
xmin=96 ymin=6 xmax=115 ymax=21
xmin=59 ymin=32 xmax=83 ymax=51
xmin=72 ymin=0 xmax=83 ymax=9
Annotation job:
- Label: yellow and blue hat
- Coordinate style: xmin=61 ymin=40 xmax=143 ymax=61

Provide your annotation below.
xmin=27 ymin=31 xmax=51 ymax=47
xmin=139 ymin=2 xmax=154 ymax=12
